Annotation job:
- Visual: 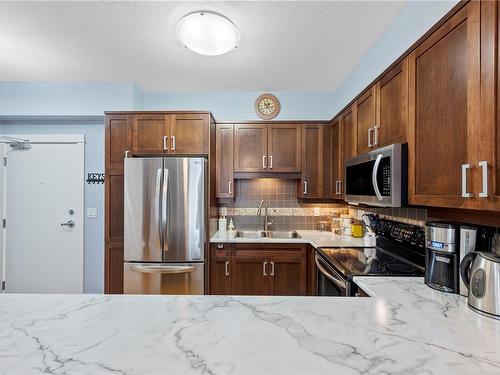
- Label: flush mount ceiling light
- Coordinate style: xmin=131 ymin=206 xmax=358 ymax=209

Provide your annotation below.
xmin=176 ymin=11 xmax=240 ymax=56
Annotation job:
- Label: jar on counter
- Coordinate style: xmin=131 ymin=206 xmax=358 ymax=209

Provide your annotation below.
xmin=331 ymin=212 xmax=343 ymax=235
xmin=351 ymin=222 xmax=364 ymax=238
xmin=317 ymin=220 xmax=331 ymax=231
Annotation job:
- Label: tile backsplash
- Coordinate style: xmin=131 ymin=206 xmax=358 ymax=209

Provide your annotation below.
xmin=218 ymin=178 xmax=429 ymax=231
xmin=220 ymin=179 xmax=343 ymax=230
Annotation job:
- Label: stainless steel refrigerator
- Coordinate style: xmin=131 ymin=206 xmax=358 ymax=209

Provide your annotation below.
xmin=123 ymin=157 xmax=206 ymax=295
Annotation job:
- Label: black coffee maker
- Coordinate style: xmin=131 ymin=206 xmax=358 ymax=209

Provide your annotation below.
xmin=425 ymin=222 xmax=459 ymax=293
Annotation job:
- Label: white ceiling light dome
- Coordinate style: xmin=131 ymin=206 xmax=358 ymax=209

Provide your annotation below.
xmin=176 ymin=11 xmax=240 ymax=56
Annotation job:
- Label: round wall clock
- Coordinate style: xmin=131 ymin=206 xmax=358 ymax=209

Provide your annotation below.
xmin=255 ymin=93 xmax=280 ymax=120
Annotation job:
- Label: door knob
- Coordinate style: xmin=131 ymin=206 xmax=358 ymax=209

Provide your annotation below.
xmin=61 ymin=220 xmax=75 ymax=228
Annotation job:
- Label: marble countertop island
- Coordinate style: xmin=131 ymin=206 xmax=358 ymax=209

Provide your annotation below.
xmin=1 ymin=277 xmax=499 ymax=375
xmin=211 ymin=230 xmax=367 ymax=248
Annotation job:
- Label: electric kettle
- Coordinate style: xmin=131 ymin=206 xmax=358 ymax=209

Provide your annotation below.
xmin=460 ymin=252 xmax=500 ymax=320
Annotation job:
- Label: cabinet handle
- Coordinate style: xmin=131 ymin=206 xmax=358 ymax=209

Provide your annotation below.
xmin=303 ymin=181 xmax=308 ymax=195
xmin=269 ymin=155 xmax=273 ymax=169
xmin=335 ymin=180 xmax=340 ymax=195
xmin=171 ymin=136 xmax=176 ymax=151
xmin=368 ymin=128 xmax=374 ymax=147
xmin=461 ymin=164 xmax=473 ymax=198
xmin=163 ymin=136 xmax=169 ymax=150
xmin=270 ymin=261 xmax=275 ymax=276
xmin=228 ymin=181 xmax=232 ymax=195
xmin=373 ymin=126 xmax=379 ymax=146
xmin=479 ymin=161 xmax=488 ymax=198
xmin=263 ymin=155 xmax=267 ymax=169
xmin=263 ymin=261 xmax=267 ymax=276
xmin=225 ymin=261 xmax=230 ymax=276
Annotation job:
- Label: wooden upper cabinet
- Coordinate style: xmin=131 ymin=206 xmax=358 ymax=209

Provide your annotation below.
xmin=132 ymin=115 xmax=169 ymax=155
xmin=169 ymin=113 xmax=209 ymax=155
xmin=408 ymin=1 xmax=480 ymax=209
xmin=341 ymin=106 xmax=356 ymax=162
xmin=105 ymin=115 xmax=131 ymax=171
xmin=355 ymin=86 xmax=377 ymax=155
xmin=331 ymin=118 xmax=343 ymax=198
xmin=268 ymin=124 xmax=301 ymax=172
xmin=216 ymin=124 xmax=234 ymax=198
xmin=376 ymin=59 xmax=409 ymax=148
xmin=300 ymin=124 xmax=323 ymax=198
xmin=234 ymin=124 xmax=268 ymax=172
xmin=131 ymin=113 xmax=210 ymax=155
xmin=478 ymin=0 xmax=500 ymax=211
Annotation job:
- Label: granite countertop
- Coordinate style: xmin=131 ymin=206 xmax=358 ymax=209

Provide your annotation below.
xmin=2 ymin=278 xmax=499 ymax=374
xmin=211 ymin=230 xmax=367 ymax=248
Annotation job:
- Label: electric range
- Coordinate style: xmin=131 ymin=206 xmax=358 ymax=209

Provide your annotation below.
xmin=315 ymin=217 xmax=426 ymax=296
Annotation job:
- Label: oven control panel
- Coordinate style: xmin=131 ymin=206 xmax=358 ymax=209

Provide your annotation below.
xmin=373 ymin=218 xmax=425 ymax=249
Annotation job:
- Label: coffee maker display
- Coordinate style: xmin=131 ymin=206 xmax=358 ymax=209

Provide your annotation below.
xmin=425 ymin=222 xmax=459 ymax=293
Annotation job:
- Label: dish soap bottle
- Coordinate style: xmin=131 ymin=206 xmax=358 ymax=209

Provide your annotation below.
xmin=218 ymin=215 xmax=227 ymax=232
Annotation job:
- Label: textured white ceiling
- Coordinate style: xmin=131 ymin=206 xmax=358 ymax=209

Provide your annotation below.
xmin=0 ymin=1 xmax=406 ymax=92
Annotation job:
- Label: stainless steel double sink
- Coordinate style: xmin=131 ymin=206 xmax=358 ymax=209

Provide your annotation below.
xmin=235 ymin=230 xmax=301 ymax=239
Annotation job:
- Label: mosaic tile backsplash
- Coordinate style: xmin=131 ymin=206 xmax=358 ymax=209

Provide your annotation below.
xmin=218 ymin=178 xmax=428 ymax=230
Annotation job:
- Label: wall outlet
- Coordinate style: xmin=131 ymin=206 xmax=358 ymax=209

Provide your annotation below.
xmin=313 ymin=207 xmax=320 ymax=216
xmin=87 ymin=208 xmax=97 ymax=219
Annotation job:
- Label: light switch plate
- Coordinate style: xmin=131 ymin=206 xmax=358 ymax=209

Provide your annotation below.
xmin=87 ymin=207 xmax=97 ymax=219
xmin=313 ymin=207 xmax=320 ymax=216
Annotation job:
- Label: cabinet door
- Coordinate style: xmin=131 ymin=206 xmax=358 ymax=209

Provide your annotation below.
xmin=105 ymin=173 xmax=125 ymax=244
xmin=268 ymin=124 xmax=301 ymax=172
xmin=216 ymin=124 xmax=234 ymax=198
xmin=210 ymin=244 xmax=231 ymax=295
xmin=105 ymin=244 xmax=124 ymax=294
xmin=132 ymin=115 xmax=169 ymax=155
xmin=300 ymin=124 xmax=323 ymax=198
xmin=169 ymin=113 xmax=209 ymax=155
xmin=331 ymin=118 xmax=343 ymax=198
xmin=231 ymin=255 xmax=269 ymax=295
xmin=376 ymin=59 xmax=409 ymax=148
xmin=268 ymin=256 xmax=306 ymax=296
xmin=105 ymin=115 xmax=132 ymax=171
xmin=478 ymin=0 xmax=500 ymax=211
xmin=234 ymin=124 xmax=268 ymax=172
xmin=355 ymin=86 xmax=377 ymax=155
xmin=408 ymin=1 xmax=480 ymax=209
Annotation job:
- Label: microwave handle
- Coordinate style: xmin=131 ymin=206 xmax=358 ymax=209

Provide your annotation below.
xmin=372 ymin=153 xmax=383 ymax=201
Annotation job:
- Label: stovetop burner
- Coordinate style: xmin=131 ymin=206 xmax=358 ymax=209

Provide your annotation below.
xmin=318 ymin=247 xmax=424 ymax=278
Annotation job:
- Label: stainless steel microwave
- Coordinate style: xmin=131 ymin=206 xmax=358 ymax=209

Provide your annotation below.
xmin=344 ymin=143 xmax=406 ymax=207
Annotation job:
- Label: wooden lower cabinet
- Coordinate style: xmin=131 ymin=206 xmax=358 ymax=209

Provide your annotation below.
xmin=231 ymin=254 xmax=269 ymax=295
xmin=105 ymin=244 xmax=124 ymax=294
xmin=210 ymin=243 xmax=307 ymax=296
xmin=210 ymin=244 xmax=231 ymax=295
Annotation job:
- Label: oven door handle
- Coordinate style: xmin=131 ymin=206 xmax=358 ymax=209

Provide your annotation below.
xmin=315 ymin=255 xmax=347 ymax=290
xmin=372 ymin=153 xmax=383 ymax=201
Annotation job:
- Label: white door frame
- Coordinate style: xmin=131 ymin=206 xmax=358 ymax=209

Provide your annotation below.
xmin=1 ymin=134 xmax=85 ymax=293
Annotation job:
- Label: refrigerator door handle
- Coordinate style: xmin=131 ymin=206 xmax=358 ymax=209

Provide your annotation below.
xmin=162 ymin=168 xmax=169 ymax=253
xmin=155 ymin=168 xmax=163 ymax=249
xmin=131 ymin=265 xmax=195 ymax=274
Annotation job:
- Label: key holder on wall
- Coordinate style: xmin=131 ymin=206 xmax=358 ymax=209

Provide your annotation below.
xmin=86 ymin=173 xmax=105 ymax=185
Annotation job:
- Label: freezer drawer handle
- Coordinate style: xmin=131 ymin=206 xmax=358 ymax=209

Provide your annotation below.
xmin=131 ymin=265 xmax=195 ymax=274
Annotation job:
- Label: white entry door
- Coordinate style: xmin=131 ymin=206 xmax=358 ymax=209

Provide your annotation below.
xmin=3 ymin=135 xmax=84 ymax=293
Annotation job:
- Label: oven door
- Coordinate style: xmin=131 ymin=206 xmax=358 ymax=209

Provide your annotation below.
xmin=344 ymin=143 xmax=403 ymax=207
xmin=315 ymin=253 xmax=350 ymax=296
